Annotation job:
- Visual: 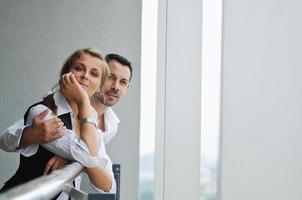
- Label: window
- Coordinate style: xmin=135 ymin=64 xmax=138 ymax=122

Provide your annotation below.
xmin=201 ymin=0 xmax=223 ymax=199
xmin=139 ymin=0 xmax=158 ymax=199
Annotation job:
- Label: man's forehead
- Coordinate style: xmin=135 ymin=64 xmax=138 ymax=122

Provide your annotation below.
xmin=108 ymin=61 xmax=131 ymax=80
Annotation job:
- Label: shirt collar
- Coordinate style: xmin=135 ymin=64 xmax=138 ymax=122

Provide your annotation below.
xmin=53 ymin=90 xmax=72 ymax=116
xmin=104 ymin=107 xmax=120 ymax=125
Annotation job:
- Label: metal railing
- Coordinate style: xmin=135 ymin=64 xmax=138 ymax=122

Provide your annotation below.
xmin=0 ymin=162 xmax=86 ymax=200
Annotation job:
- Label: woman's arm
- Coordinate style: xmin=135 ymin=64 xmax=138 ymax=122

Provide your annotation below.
xmin=26 ymin=102 xmax=114 ymax=191
xmin=61 ymin=73 xmax=114 ymax=192
xmin=23 ymin=100 xmax=101 ymax=165
xmin=78 ymin=104 xmax=113 ymax=192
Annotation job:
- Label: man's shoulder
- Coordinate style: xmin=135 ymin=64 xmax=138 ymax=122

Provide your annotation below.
xmin=105 ymin=107 xmax=120 ymax=124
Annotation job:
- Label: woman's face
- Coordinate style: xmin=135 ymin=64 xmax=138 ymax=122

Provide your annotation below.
xmin=69 ymin=53 xmax=103 ymax=97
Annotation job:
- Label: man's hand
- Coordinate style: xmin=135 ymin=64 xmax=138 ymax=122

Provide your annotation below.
xmin=44 ymin=155 xmax=70 ymax=175
xmin=18 ymin=109 xmax=66 ymax=149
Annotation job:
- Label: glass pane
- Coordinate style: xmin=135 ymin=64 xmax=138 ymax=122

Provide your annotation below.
xmin=139 ymin=0 xmax=158 ymax=199
xmin=201 ymin=0 xmax=223 ymax=199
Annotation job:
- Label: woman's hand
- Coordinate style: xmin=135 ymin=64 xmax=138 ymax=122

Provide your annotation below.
xmin=59 ymin=73 xmax=90 ymax=106
xmin=44 ymin=155 xmax=70 ymax=175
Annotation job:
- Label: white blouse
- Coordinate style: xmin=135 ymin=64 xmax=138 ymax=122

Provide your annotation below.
xmin=1 ymin=90 xmax=116 ymax=198
xmin=0 ymin=102 xmax=120 ymax=154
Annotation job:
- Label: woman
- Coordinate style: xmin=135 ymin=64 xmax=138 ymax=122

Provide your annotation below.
xmin=0 ymin=48 xmax=115 ymax=198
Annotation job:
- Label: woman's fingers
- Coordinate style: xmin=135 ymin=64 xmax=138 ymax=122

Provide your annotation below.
xmin=60 ymin=73 xmax=73 ymax=90
xmin=69 ymin=73 xmax=77 ymax=85
xmin=61 ymin=73 xmax=79 ymax=88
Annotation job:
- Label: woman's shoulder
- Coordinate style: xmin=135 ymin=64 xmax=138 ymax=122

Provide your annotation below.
xmin=28 ymin=104 xmax=51 ymax=115
xmin=24 ymin=103 xmax=55 ymax=125
xmin=26 ymin=94 xmax=55 ymax=115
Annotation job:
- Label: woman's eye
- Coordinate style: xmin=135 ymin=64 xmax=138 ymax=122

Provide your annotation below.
xmin=91 ymin=71 xmax=99 ymax=77
xmin=74 ymin=66 xmax=83 ymax=71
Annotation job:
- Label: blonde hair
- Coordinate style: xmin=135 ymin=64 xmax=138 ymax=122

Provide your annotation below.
xmin=51 ymin=48 xmax=109 ymax=93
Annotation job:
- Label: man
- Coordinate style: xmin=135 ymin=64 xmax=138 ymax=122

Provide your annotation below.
xmin=91 ymin=53 xmax=132 ymax=144
xmin=0 ymin=53 xmax=132 ymax=173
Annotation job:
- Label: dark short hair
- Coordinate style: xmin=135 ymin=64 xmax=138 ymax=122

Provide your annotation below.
xmin=105 ymin=53 xmax=133 ymax=81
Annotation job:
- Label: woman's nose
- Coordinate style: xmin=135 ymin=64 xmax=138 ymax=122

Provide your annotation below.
xmin=80 ymin=71 xmax=89 ymax=80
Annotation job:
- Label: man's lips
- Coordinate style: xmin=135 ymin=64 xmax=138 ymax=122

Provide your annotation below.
xmin=106 ymin=92 xmax=118 ymax=98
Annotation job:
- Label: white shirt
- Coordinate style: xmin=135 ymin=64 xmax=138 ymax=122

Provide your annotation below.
xmin=0 ymin=91 xmax=116 ymax=198
xmin=102 ymin=107 xmax=120 ymax=144
xmin=0 ymin=103 xmax=120 ymax=154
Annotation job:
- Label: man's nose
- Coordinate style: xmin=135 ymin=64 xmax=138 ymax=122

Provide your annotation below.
xmin=111 ymin=80 xmax=120 ymax=91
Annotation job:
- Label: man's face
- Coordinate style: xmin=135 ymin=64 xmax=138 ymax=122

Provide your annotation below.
xmin=98 ymin=60 xmax=131 ymax=106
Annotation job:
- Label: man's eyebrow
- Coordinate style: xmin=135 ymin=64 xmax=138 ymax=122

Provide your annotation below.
xmin=121 ymin=78 xmax=129 ymax=82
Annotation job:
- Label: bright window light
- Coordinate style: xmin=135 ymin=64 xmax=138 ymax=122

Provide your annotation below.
xmin=201 ymin=0 xmax=223 ymax=199
xmin=139 ymin=0 xmax=158 ymax=199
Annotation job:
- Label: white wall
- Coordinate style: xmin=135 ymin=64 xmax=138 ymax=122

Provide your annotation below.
xmin=155 ymin=0 xmax=202 ymax=199
xmin=220 ymin=0 xmax=302 ymax=199
xmin=0 ymin=1 xmax=141 ymax=200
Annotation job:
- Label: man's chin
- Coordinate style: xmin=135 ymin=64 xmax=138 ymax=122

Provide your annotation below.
xmin=104 ymin=101 xmax=116 ymax=106
xmin=94 ymin=93 xmax=106 ymax=104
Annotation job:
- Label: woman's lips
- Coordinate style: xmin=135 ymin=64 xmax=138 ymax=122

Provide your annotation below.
xmin=79 ymin=82 xmax=88 ymax=88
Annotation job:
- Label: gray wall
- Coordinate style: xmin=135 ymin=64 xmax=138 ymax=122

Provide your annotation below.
xmin=0 ymin=1 xmax=141 ymax=200
xmin=220 ymin=0 xmax=302 ymax=199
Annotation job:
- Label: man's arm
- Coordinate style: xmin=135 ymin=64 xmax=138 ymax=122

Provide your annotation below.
xmin=18 ymin=109 xmax=65 ymax=149
xmin=0 ymin=119 xmax=25 ymax=152
xmin=0 ymin=109 xmax=65 ymax=152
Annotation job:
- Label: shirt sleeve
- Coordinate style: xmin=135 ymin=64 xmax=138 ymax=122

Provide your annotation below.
xmin=89 ymin=136 xmax=116 ymax=194
xmin=0 ymin=119 xmax=31 ymax=153
xmin=25 ymin=104 xmax=108 ymax=168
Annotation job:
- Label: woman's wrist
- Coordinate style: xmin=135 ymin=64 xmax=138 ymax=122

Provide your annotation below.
xmin=77 ymin=97 xmax=90 ymax=107
xmin=77 ymin=100 xmax=91 ymax=115
xmin=78 ymin=117 xmax=98 ymax=128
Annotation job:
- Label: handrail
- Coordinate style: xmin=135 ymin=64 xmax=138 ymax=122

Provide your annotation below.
xmin=0 ymin=162 xmax=84 ymax=200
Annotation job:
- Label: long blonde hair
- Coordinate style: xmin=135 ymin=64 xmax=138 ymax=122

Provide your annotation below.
xmin=47 ymin=48 xmax=110 ymax=114
xmin=51 ymin=48 xmax=110 ymax=93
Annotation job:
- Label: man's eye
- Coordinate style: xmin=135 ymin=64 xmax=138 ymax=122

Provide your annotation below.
xmin=121 ymin=80 xmax=127 ymax=86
